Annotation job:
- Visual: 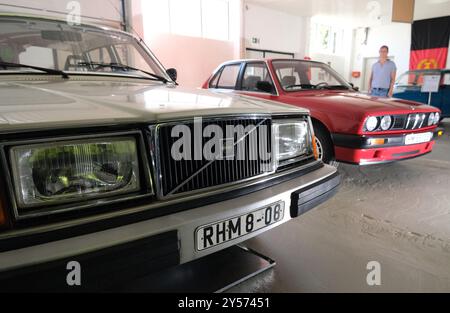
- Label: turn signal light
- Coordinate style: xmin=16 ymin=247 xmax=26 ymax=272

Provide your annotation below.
xmin=369 ymin=138 xmax=387 ymax=146
xmin=438 ymin=130 xmax=444 ymax=137
xmin=312 ymin=135 xmax=319 ymax=160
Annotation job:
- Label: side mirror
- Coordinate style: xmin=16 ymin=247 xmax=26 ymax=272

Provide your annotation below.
xmin=166 ymin=68 xmax=177 ymax=82
xmin=349 ymin=83 xmax=359 ymax=91
xmin=256 ymin=81 xmax=274 ymax=93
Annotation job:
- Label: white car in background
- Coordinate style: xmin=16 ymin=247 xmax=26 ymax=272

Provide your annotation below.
xmin=0 ymin=14 xmax=340 ymax=291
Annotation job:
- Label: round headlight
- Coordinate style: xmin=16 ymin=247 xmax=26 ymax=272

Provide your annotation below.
xmin=434 ymin=112 xmax=440 ymax=124
xmin=380 ymin=116 xmax=392 ymax=131
xmin=428 ymin=113 xmax=435 ymax=126
xmin=365 ymin=116 xmax=379 ymax=132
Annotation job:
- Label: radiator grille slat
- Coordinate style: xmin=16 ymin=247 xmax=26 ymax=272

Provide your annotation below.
xmin=391 ymin=113 xmax=432 ymax=131
xmin=158 ymin=118 xmax=272 ymax=197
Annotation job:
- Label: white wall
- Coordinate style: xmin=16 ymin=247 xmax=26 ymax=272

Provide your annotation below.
xmin=244 ymin=3 xmax=307 ymax=57
xmin=350 ymin=23 xmax=412 ymax=90
xmin=413 ymin=0 xmax=450 ymax=69
xmin=414 ymin=0 xmax=450 ymax=20
xmin=132 ymin=0 xmax=243 ymax=88
xmin=309 ymin=27 xmax=354 ymax=81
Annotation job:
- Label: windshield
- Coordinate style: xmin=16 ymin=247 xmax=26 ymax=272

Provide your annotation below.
xmin=0 ymin=16 xmax=169 ymax=81
xmin=272 ymin=60 xmax=351 ymax=91
xmin=396 ymin=71 xmax=442 ymax=87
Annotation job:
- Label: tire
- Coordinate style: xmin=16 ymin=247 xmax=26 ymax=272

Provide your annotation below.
xmin=314 ymin=124 xmax=338 ymax=167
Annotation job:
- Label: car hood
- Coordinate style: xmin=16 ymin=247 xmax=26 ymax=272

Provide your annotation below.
xmin=285 ymin=91 xmax=439 ymax=116
xmin=0 ymin=78 xmax=305 ymax=133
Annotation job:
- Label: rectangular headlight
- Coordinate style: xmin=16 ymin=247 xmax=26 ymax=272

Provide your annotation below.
xmin=10 ymin=137 xmax=140 ymax=209
xmin=273 ymin=120 xmax=310 ymax=162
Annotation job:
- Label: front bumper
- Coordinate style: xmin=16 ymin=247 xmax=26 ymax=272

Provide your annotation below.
xmin=332 ymin=128 xmax=443 ymax=165
xmin=0 ymin=163 xmax=339 ymax=292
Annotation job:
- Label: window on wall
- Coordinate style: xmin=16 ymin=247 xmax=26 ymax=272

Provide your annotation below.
xmin=310 ymin=23 xmax=345 ymax=55
xmin=142 ymin=0 xmax=230 ymax=41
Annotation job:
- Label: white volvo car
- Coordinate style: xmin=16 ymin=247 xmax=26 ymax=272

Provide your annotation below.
xmin=0 ymin=14 xmax=340 ymax=291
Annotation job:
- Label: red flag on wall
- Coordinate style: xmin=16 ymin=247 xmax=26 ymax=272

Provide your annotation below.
xmin=410 ymin=16 xmax=450 ymax=70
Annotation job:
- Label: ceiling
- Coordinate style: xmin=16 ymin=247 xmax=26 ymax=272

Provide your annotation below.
xmin=245 ymin=0 xmax=393 ymax=26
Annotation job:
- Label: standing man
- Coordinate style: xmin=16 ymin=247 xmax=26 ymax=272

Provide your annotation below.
xmin=369 ymin=45 xmax=397 ymax=97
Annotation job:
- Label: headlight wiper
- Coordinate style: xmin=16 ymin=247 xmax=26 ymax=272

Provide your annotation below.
xmin=78 ymin=62 xmax=169 ymax=84
xmin=0 ymin=61 xmax=69 ymax=78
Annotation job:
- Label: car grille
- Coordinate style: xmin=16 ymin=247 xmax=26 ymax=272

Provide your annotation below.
xmin=391 ymin=113 xmax=432 ymax=130
xmin=156 ymin=117 xmax=273 ymax=197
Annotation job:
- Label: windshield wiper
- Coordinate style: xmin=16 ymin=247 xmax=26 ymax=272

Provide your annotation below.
xmin=284 ymin=84 xmax=316 ymax=90
xmin=78 ymin=62 xmax=169 ymax=84
xmin=285 ymin=83 xmax=350 ymax=91
xmin=0 ymin=61 xmax=69 ymax=78
xmin=317 ymin=85 xmax=350 ymax=90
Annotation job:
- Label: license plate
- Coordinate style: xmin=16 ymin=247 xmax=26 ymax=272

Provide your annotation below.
xmin=196 ymin=201 xmax=285 ymax=251
xmin=405 ymin=132 xmax=433 ymax=145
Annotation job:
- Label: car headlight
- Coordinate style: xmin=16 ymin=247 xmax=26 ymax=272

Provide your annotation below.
xmin=273 ymin=120 xmax=310 ymax=162
xmin=380 ymin=116 xmax=393 ymax=131
xmin=428 ymin=113 xmax=435 ymax=126
xmin=365 ymin=116 xmax=379 ymax=132
xmin=434 ymin=112 xmax=440 ymax=125
xmin=10 ymin=137 xmax=140 ymax=210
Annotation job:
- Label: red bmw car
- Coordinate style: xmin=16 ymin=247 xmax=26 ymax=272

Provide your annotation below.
xmin=203 ymin=59 xmax=443 ymax=165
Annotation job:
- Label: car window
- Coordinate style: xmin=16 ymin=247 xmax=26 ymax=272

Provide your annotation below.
xmin=241 ymin=62 xmax=274 ymax=93
xmin=396 ymin=72 xmax=418 ymax=86
xmin=417 ymin=72 xmax=441 ymax=86
xmin=88 ymin=47 xmax=113 ymax=64
xmin=277 ymin=67 xmax=301 ymax=87
xmin=209 ymin=70 xmax=221 ymax=88
xmin=309 ymin=66 xmax=341 ymax=86
xmin=216 ymin=64 xmax=240 ymax=89
xmin=273 ymin=60 xmax=350 ymax=91
xmin=0 ymin=16 xmax=169 ymax=80
xmin=19 ymin=46 xmax=54 ymax=68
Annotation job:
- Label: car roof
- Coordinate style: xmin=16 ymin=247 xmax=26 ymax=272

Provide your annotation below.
xmin=218 ymin=58 xmax=327 ymax=68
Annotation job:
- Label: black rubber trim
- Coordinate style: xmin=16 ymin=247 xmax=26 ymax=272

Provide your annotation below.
xmin=392 ymin=150 xmax=420 ymax=157
xmin=290 ymin=172 xmax=341 ymax=218
xmin=333 ymin=129 xmax=439 ymax=150
xmin=0 ymin=230 xmax=179 ymax=292
xmin=0 ymin=162 xmax=324 ymax=253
